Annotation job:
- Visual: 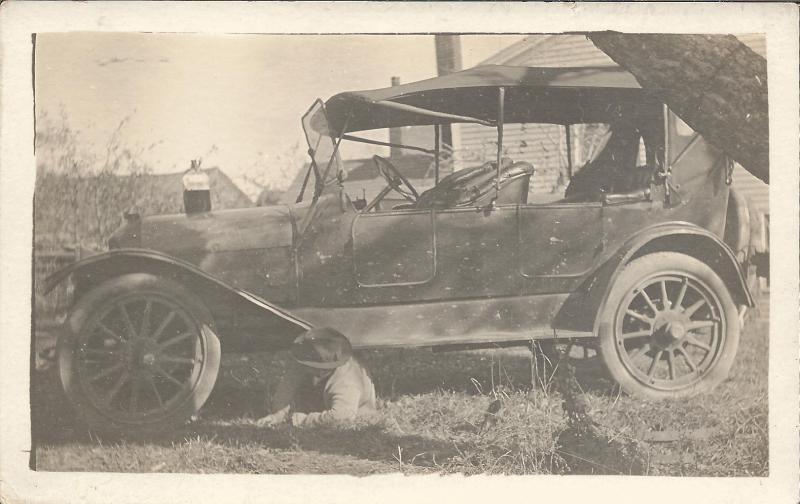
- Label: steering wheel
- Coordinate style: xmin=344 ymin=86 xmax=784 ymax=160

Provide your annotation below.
xmin=372 ymin=155 xmax=419 ymax=202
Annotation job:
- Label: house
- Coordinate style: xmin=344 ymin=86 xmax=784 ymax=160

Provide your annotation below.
xmin=457 ymin=34 xmax=769 ymax=218
xmin=146 ymin=166 xmax=253 ymax=213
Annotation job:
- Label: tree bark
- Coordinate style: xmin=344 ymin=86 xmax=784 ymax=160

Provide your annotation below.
xmin=587 ymin=33 xmax=768 ymax=184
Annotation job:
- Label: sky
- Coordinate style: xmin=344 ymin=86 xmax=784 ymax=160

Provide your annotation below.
xmin=34 ymin=33 xmax=524 ymax=197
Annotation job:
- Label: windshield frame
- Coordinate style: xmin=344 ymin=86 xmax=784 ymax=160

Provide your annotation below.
xmin=297 ymin=91 xmax=506 ymax=213
xmin=298 ymin=99 xmax=348 ymax=203
xmin=298 ymin=95 xmax=486 ymax=204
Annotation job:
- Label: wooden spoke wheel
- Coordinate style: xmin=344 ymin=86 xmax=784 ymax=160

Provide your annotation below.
xmin=598 ymin=252 xmax=739 ymax=399
xmin=59 ymin=274 xmax=220 ymax=436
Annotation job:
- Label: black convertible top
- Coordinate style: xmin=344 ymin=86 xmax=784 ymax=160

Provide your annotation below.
xmin=324 ymin=65 xmax=646 ymax=133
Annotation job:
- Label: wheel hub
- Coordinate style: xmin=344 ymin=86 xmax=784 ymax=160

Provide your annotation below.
xmin=651 ymin=311 xmax=690 ymax=351
xmin=128 ymin=338 xmax=159 ymax=370
xmin=142 ymin=352 xmax=156 ymax=367
xmin=667 ymin=321 xmax=686 ymax=340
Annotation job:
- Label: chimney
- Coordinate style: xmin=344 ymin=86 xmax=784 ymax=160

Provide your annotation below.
xmin=434 ymin=35 xmax=463 ymax=150
xmin=389 ymin=76 xmax=403 ymax=159
xmin=435 ymin=35 xmax=463 ymax=76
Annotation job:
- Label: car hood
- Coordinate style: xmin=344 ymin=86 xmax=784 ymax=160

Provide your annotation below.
xmin=113 ymin=205 xmax=296 ymax=257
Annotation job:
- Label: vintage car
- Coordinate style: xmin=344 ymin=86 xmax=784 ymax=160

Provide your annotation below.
xmin=46 ymin=65 xmax=754 ymax=435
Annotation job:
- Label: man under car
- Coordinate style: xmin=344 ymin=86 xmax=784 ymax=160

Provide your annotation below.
xmin=256 ymin=327 xmax=377 ymax=428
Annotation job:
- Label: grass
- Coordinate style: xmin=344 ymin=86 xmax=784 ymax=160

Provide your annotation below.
xmin=32 ymin=296 xmax=768 ymax=476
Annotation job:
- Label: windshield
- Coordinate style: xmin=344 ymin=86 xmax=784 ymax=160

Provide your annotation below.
xmin=300 ymin=100 xmax=343 ymax=201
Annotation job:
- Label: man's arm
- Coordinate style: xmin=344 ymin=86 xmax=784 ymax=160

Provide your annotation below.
xmin=292 ymin=383 xmax=360 ymax=428
xmin=262 ymin=362 xmax=305 ymax=424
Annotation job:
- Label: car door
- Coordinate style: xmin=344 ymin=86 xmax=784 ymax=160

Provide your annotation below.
xmin=517 ymin=202 xmax=604 ymax=293
xmin=351 ymin=209 xmax=436 ymax=303
xmin=351 ymin=204 xmax=521 ymax=303
xmin=432 ymin=205 xmax=520 ymax=298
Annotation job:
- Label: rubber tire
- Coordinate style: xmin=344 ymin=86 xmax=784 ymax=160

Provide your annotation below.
xmin=58 ymin=273 xmax=221 ymax=438
xmin=597 ymin=252 xmax=740 ymax=400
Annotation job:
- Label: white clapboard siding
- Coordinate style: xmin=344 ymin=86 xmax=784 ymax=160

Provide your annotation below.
xmin=732 ymin=165 xmax=769 ymax=216
xmin=459 ymin=122 xmax=568 ymax=195
xmin=500 ymin=35 xmax=618 ymax=67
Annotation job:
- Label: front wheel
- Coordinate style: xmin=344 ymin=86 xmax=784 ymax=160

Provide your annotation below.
xmin=58 ymin=273 xmax=221 ymax=437
xmin=597 ymin=252 xmax=740 ymax=399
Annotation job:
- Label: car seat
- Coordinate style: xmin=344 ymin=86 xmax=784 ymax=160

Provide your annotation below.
xmin=563 ymin=124 xmax=655 ymax=203
xmin=413 ymin=158 xmax=534 ymax=210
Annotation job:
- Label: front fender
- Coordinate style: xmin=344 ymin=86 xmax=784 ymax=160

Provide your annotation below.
xmin=45 ymin=248 xmax=312 ymax=349
xmin=554 ymin=222 xmax=754 ymax=334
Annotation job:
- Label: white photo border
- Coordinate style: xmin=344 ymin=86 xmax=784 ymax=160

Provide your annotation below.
xmin=1 ymin=2 xmax=797 ymax=503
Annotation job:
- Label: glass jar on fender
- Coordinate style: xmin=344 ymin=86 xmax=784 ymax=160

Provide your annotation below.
xmin=182 ymin=159 xmax=211 ymax=213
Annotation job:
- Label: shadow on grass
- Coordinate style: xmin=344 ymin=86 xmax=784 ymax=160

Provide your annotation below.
xmin=33 ymin=365 xmax=461 ymax=470
xmin=32 ymin=294 xmax=771 ymax=475
xmin=191 ymin=421 xmax=461 ymax=470
xmin=32 ymin=346 xmax=613 ymax=462
xmin=358 ymin=347 xmax=616 ymax=399
xmin=193 ymin=346 xmax=618 ymax=422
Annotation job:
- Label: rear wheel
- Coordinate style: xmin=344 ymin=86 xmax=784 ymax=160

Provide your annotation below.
xmin=597 ymin=252 xmax=739 ymax=399
xmin=58 ymin=273 xmax=221 ymax=437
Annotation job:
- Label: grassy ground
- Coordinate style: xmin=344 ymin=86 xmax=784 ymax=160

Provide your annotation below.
xmin=32 ymin=295 xmax=768 ymax=476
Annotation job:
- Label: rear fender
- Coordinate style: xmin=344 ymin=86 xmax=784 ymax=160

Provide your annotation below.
xmin=45 ymin=248 xmax=311 ymax=351
xmin=553 ymin=223 xmax=754 ymax=335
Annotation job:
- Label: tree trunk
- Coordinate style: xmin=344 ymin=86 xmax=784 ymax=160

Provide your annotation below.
xmin=587 ymin=33 xmax=768 ymax=184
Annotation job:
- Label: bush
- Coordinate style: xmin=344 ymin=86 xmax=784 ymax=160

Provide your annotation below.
xmin=34 ymin=112 xmax=167 ymax=250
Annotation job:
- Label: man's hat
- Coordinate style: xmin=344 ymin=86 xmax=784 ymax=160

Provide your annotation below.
xmin=290 ymin=327 xmax=353 ymax=370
